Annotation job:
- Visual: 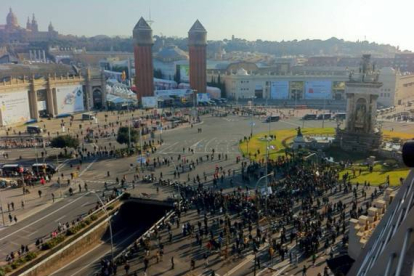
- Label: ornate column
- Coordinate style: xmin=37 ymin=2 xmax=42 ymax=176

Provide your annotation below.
xmin=29 ymin=76 xmax=39 ymax=121
xmin=46 ymin=74 xmax=55 ymax=117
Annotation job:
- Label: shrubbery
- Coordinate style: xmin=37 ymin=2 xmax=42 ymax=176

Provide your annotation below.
xmin=9 ymin=252 xmax=37 ymax=270
xmin=41 ymin=235 xmax=65 ymax=250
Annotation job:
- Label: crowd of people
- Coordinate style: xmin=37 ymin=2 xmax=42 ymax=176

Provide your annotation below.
xmin=97 ymin=151 xmax=382 ymax=276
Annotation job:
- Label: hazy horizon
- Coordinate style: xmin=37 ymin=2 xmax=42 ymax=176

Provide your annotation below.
xmin=1 ymin=0 xmax=413 ymax=52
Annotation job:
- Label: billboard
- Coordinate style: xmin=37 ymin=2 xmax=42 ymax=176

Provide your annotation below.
xmin=155 ymin=89 xmax=193 ymax=98
xmin=55 ymin=85 xmax=85 ymax=115
xmin=142 ymin=96 xmax=158 ymax=108
xmin=270 ymin=81 xmax=289 ymax=99
xmin=0 ymin=91 xmax=31 ymax=126
xmin=304 ymin=81 xmax=332 ymax=99
xmin=197 ymin=93 xmax=210 ymax=103
xmin=179 ymin=65 xmax=190 ymax=82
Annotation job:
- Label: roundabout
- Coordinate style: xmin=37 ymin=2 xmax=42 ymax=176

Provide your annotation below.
xmin=239 ymin=127 xmax=411 ymax=186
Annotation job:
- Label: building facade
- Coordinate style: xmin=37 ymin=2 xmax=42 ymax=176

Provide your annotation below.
xmin=0 ymin=65 xmax=106 ymax=126
xmin=215 ymin=68 xmax=349 ymax=101
xmin=0 ymin=9 xmax=58 ymax=44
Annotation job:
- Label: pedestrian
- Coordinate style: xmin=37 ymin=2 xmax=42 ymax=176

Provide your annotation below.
xmin=124 ymin=262 xmax=130 ymax=275
xmin=191 ymin=258 xmax=195 ymax=270
xmin=171 ymin=256 xmax=174 ymax=269
xmin=8 ymin=213 xmax=12 ymax=223
xmin=21 ymin=200 xmax=24 ymax=210
xmin=78 ymin=184 xmax=82 ymax=193
xmin=302 ymin=265 xmax=307 ymax=276
xmin=52 ymin=193 xmax=55 ymax=203
xmin=38 ymin=190 xmax=42 ymax=198
xmin=14 ymin=216 xmax=17 ymax=223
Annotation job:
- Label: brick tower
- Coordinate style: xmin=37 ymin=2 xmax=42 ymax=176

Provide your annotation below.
xmin=188 ymin=20 xmax=207 ymax=93
xmin=133 ymin=17 xmax=154 ymax=102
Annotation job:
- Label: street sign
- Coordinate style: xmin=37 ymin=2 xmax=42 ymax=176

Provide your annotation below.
xmin=249 ymin=122 xmax=255 ymax=126
xmin=136 ymin=157 xmax=146 ymax=164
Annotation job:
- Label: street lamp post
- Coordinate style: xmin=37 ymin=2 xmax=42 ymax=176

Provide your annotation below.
xmin=0 ymin=197 xmax=5 ymax=226
xmin=254 ymin=172 xmax=274 ymax=191
xmin=90 ymin=191 xmax=114 ymax=261
xmin=250 ymin=96 xmax=256 ymax=137
xmin=322 ymin=97 xmax=326 ymax=128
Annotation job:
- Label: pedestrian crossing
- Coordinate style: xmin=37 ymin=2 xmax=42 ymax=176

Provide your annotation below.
xmin=160 ymin=138 xmax=241 ymax=155
xmin=222 ymin=118 xmax=239 ymax=122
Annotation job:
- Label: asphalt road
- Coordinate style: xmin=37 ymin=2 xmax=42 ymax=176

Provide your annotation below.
xmin=0 ymin=109 xmax=412 ymax=274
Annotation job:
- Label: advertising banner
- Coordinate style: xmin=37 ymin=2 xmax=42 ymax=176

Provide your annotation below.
xmin=304 ymin=81 xmax=332 ymax=99
xmin=197 ymin=93 xmax=210 ymax=103
xmin=55 ymin=85 xmax=85 ymax=115
xmin=270 ymin=81 xmax=289 ymax=99
xmin=155 ymin=89 xmax=192 ymax=98
xmin=179 ymin=65 xmax=190 ymax=82
xmin=0 ymin=91 xmax=31 ymax=126
xmin=37 ymin=101 xmax=47 ymax=111
xmin=142 ymin=96 xmax=158 ymax=108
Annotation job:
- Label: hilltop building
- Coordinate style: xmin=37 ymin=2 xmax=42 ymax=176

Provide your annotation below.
xmin=0 ymin=8 xmax=58 ymax=44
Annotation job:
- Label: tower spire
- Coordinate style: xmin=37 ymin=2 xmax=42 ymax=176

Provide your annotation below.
xmin=147 ymin=7 xmax=154 ymax=26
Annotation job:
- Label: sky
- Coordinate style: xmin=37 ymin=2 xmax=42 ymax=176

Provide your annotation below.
xmin=1 ymin=0 xmax=414 ymax=51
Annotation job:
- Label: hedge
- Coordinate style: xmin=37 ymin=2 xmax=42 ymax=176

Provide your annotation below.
xmin=41 ymin=235 xmax=65 ymax=250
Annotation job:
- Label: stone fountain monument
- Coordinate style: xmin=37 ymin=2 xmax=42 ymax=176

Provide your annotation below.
xmin=335 ymin=55 xmax=383 ymax=152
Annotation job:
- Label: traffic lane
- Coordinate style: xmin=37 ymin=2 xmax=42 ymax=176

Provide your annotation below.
xmin=51 ymin=226 xmax=145 ymax=276
xmin=0 ymin=192 xmax=96 ymax=259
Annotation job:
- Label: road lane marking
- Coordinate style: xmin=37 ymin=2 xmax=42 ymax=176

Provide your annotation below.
xmin=79 ymin=158 xmax=97 ymax=177
xmin=50 ymin=229 xmax=133 ymax=276
xmin=54 ymin=215 xmax=66 ymax=222
xmin=279 ymin=120 xmax=301 ymax=127
xmin=81 ymin=201 xmax=90 ymax=207
xmin=28 ymin=230 xmax=39 ymax=237
xmin=204 ymin=138 xmax=216 ymax=153
xmin=0 ymin=194 xmax=88 ymax=243
xmin=158 ymin=142 xmax=178 ymax=153
xmin=223 ymin=255 xmax=254 ymax=276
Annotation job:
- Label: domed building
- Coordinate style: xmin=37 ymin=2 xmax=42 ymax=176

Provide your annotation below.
xmin=153 ymin=45 xmax=189 ymax=81
xmin=155 ymin=45 xmax=188 ymax=62
xmin=5 ymin=8 xmax=19 ymax=30
xmin=0 ymin=8 xmax=58 ymax=44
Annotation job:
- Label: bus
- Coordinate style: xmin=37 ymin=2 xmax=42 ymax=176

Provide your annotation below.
xmin=265 ymin=116 xmax=280 ymax=122
xmin=32 ymin=163 xmax=57 ymax=175
xmin=1 ymin=164 xmax=24 ymax=177
xmin=317 ymin=113 xmax=332 ymax=120
xmin=333 ymin=113 xmax=346 ymax=120
xmin=302 ymin=114 xmax=317 ymax=120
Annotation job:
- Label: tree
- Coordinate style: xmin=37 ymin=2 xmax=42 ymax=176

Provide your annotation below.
xmin=117 ymin=126 xmax=139 ymax=148
xmin=174 ymin=66 xmax=181 ymax=84
xmin=154 ymin=69 xmax=163 ymax=79
xmin=50 ymin=135 xmax=79 ymax=149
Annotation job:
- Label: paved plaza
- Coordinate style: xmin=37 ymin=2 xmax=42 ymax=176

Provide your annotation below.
xmin=0 ymin=106 xmax=412 ymax=276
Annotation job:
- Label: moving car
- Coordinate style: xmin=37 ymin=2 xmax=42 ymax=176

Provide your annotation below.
xmin=82 ymin=113 xmax=96 ymax=120
xmin=27 ymin=125 xmax=42 ymax=134
xmin=265 ymin=116 xmax=280 ymax=122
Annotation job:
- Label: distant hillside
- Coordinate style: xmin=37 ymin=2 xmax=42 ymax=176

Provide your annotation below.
xmin=50 ymin=35 xmax=400 ymax=58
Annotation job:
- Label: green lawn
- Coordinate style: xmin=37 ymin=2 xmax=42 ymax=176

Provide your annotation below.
xmin=339 ymin=164 xmax=409 ymax=186
xmin=240 ymin=128 xmax=411 ymax=186
xmin=239 ymin=128 xmax=335 ymax=161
